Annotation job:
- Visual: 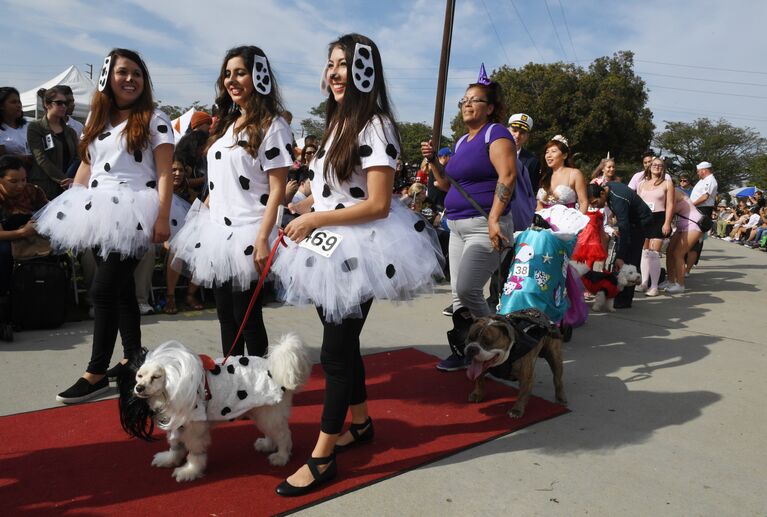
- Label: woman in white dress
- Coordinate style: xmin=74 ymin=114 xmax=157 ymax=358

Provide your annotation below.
xmin=35 ymin=49 xmax=175 ymax=404
xmin=170 ymin=46 xmax=293 ymax=357
xmin=272 ymin=33 xmax=443 ymax=496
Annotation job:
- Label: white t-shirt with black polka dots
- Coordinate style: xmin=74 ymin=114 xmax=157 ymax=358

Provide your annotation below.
xmin=207 ymin=116 xmax=294 ymax=227
xmin=86 ymin=109 xmax=174 ymax=190
xmin=309 ymin=115 xmax=400 ymax=212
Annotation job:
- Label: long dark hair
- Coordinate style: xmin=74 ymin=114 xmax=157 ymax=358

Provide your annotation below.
xmin=175 ymin=130 xmax=208 ymax=169
xmin=539 ymin=139 xmax=575 ymax=190
xmin=208 ymin=46 xmax=285 ymax=158
xmin=38 ymin=85 xmax=70 ymax=114
xmin=322 ymin=33 xmax=400 ymax=183
xmin=0 ymin=87 xmax=26 ymax=128
xmin=79 ymin=48 xmax=155 ymax=163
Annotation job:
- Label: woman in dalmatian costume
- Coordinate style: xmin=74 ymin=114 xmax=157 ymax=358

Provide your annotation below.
xmin=169 ymin=46 xmax=293 ymax=358
xmin=35 ymin=49 xmax=178 ymax=404
xmin=272 ymin=34 xmax=444 ymax=497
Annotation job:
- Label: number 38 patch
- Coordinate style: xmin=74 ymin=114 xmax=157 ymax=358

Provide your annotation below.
xmin=299 ymin=229 xmax=343 ymax=258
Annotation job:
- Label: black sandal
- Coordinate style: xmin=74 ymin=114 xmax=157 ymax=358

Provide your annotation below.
xmin=334 ymin=417 xmax=374 ymax=453
xmin=275 ymin=453 xmax=337 ymax=497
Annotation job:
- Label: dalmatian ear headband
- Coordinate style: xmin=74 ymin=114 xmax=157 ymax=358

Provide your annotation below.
xmin=320 ymin=42 xmax=376 ymax=95
xmin=252 ymin=54 xmax=272 ymax=95
xmin=97 ymin=55 xmax=113 ymax=92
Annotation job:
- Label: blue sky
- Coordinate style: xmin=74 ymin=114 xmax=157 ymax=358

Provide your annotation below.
xmin=3 ymin=0 xmax=766 ymax=144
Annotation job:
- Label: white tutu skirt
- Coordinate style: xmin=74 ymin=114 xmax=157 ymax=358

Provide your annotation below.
xmin=34 ymin=184 xmax=187 ymax=259
xmin=169 ymin=199 xmax=275 ymax=290
xmin=271 ymin=202 xmax=445 ymax=323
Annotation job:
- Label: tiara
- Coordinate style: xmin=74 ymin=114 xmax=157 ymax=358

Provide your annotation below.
xmin=552 ymin=134 xmax=569 ymax=147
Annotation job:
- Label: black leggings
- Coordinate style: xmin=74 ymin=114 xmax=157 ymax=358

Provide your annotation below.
xmin=87 ymin=253 xmax=141 ymax=374
xmin=214 ymin=281 xmax=268 ymax=357
xmin=318 ymin=299 xmax=373 ymax=435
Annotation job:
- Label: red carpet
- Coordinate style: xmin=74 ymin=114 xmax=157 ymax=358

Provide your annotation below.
xmin=0 ymin=348 xmax=569 ymax=516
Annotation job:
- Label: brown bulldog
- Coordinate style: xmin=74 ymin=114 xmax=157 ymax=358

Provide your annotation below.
xmin=464 ymin=309 xmax=567 ymax=418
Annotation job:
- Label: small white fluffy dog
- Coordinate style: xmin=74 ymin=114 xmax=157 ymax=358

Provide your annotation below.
xmin=571 ymin=262 xmax=642 ymax=312
xmin=117 ymin=334 xmax=311 ymax=482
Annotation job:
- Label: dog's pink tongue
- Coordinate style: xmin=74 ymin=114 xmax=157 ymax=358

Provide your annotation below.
xmin=467 ymin=360 xmax=485 ymax=381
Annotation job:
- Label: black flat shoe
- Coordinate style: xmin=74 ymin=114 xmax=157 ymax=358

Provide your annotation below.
xmin=105 ymin=361 xmax=130 ymax=380
xmin=275 ymin=453 xmax=337 ymax=497
xmin=334 ymin=417 xmax=374 ymax=453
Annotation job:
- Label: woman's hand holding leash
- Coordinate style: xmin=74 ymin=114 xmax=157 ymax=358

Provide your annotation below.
xmin=284 ymin=213 xmax=317 ymax=243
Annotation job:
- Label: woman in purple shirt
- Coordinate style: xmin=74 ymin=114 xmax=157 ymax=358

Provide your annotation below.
xmin=421 ymin=71 xmax=517 ymax=371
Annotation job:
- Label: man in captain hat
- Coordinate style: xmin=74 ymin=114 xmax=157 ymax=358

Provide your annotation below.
xmin=508 ymin=113 xmax=540 ymax=190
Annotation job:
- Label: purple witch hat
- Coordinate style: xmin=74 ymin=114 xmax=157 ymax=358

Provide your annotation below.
xmin=477 ymin=63 xmax=492 ymax=85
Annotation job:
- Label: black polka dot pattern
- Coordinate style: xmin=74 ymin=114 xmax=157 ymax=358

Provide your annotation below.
xmin=97 ymin=132 xmax=111 ymax=141
xmin=322 ymin=185 xmax=331 ymax=198
xmin=317 ymin=149 xmax=325 ymax=159
xmin=244 ymin=245 xmax=254 ymax=255
xmin=134 ymin=150 xmax=142 ymax=163
xmin=414 ymin=220 xmax=426 ymax=232
xmin=259 ymin=194 xmax=269 ymax=206
xmin=237 ymin=140 xmax=247 ymax=147
xmin=237 ymin=390 xmax=248 ymax=400
xmin=239 ymin=357 xmax=249 ymax=366
xmin=221 ymin=407 xmax=231 ymax=416
xmin=136 ymin=223 xmax=143 ymax=231
xmin=386 ymin=264 xmax=396 ymax=278
xmin=85 ymin=202 xmax=92 ymax=211
xmin=264 ymin=147 xmax=280 ymax=160
xmin=146 ymin=180 xmax=157 ymax=188
xmin=307 ymin=169 xmax=315 ymax=180
xmin=104 ymin=162 xmax=111 ymax=172
xmin=215 ymin=151 xmax=221 ymax=160
xmin=195 ymin=242 xmax=201 ymax=248
xmin=350 ymin=187 xmax=365 ymax=198
xmin=335 ymin=203 xmax=345 ymax=210
xmin=358 ymin=145 xmax=373 ymax=158
xmin=209 ymin=181 xmax=214 ymax=190
xmin=226 ymin=364 xmax=235 ymax=374
xmin=386 ymin=143 xmax=398 ymax=159
xmin=56 ymin=211 xmax=65 ymax=220
xmin=305 ymin=256 xmax=315 ymax=267
xmin=239 ymin=175 xmax=250 ymax=190
xmin=286 ymin=143 xmax=294 ymax=159
xmin=341 ymin=258 xmax=359 ymax=272
xmin=111 ymin=196 xmax=119 ymax=204
xmin=171 ymin=218 xmax=178 ymax=226
xmin=210 ymin=365 xmax=221 ymax=375
xmin=91 ymin=179 xmax=98 ymax=188
xmin=224 ymin=217 xmax=232 ymax=226
xmin=157 ymin=124 xmax=168 ymax=134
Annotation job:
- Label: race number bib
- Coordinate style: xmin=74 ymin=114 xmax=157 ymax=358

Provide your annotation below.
xmin=299 ymin=229 xmax=343 ymax=258
xmin=512 ymin=263 xmax=530 ymax=277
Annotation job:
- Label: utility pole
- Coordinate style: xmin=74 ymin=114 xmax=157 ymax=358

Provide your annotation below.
xmin=85 ymin=63 xmax=93 ymax=79
xmin=430 ymin=0 xmax=456 ymax=151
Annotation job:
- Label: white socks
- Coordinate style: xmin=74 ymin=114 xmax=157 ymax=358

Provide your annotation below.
xmin=641 ymin=249 xmax=662 ymax=289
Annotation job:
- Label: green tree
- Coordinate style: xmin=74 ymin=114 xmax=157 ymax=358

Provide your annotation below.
xmin=299 ymin=100 xmax=327 ymax=140
xmin=156 ymin=100 xmax=211 ymax=120
xmin=654 ymin=118 xmax=766 ymax=192
xmin=397 ymin=122 xmax=453 ymax=165
xmin=450 ymin=51 xmax=654 ymax=170
xmin=748 ymin=154 xmax=767 ymax=189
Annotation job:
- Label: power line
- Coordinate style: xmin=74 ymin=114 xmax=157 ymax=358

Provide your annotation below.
xmin=637 ymin=70 xmax=767 ymax=88
xmin=507 ymin=0 xmax=545 ymax=62
xmin=647 ymin=83 xmax=767 ymax=100
xmin=480 ymin=0 xmax=512 ymax=65
xmin=544 ymin=0 xmax=568 ymax=61
xmin=652 ymin=104 xmax=767 ymax=124
xmin=636 ymin=59 xmax=767 ymax=76
xmin=558 ymin=0 xmax=578 ymax=63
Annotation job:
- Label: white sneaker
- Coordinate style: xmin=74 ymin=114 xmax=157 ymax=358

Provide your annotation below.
xmin=645 ymin=287 xmax=660 ymax=297
xmin=635 ymin=283 xmax=648 ymax=293
xmin=138 ymin=303 xmax=155 ymax=315
xmin=658 ymin=280 xmax=670 ymax=289
xmin=723 ymin=237 xmax=732 ymax=241
xmin=666 ymin=283 xmax=685 ymax=294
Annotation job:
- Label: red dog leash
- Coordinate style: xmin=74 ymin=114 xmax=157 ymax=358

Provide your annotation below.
xmin=219 ymin=229 xmax=288 ymax=365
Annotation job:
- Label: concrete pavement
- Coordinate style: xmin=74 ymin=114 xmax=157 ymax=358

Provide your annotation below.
xmin=1 ymin=238 xmax=765 ymax=516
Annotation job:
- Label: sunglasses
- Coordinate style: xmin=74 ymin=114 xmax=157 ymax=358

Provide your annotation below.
xmin=458 ymin=97 xmax=489 ymax=108
xmin=49 ymin=100 xmax=68 ymax=106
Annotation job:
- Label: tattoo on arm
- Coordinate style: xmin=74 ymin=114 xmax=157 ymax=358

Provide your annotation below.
xmin=495 ymin=182 xmax=511 ymax=204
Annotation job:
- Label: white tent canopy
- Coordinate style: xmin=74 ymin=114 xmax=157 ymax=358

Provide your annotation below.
xmin=20 ymin=65 xmax=95 ymax=121
xmin=171 ymin=108 xmax=196 ymax=140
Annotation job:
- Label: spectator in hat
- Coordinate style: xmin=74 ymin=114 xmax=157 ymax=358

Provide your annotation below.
xmin=508 ymin=113 xmax=540 ymax=190
xmin=189 ymin=111 xmax=212 ymax=134
xmin=686 ymin=161 xmax=717 ymax=272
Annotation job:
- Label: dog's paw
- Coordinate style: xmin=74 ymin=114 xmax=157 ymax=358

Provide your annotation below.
xmin=152 ymin=451 xmax=183 ymax=468
xmin=508 ymin=407 xmax=525 ymax=419
xmin=468 ymin=390 xmax=485 ymax=403
xmin=268 ymin=451 xmax=290 ymax=467
xmin=254 ymin=437 xmax=276 ymax=453
xmin=556 ymin=395 xmax=568 ymax=406
xmin=172 ymin=464 xmax=204 ymax=482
